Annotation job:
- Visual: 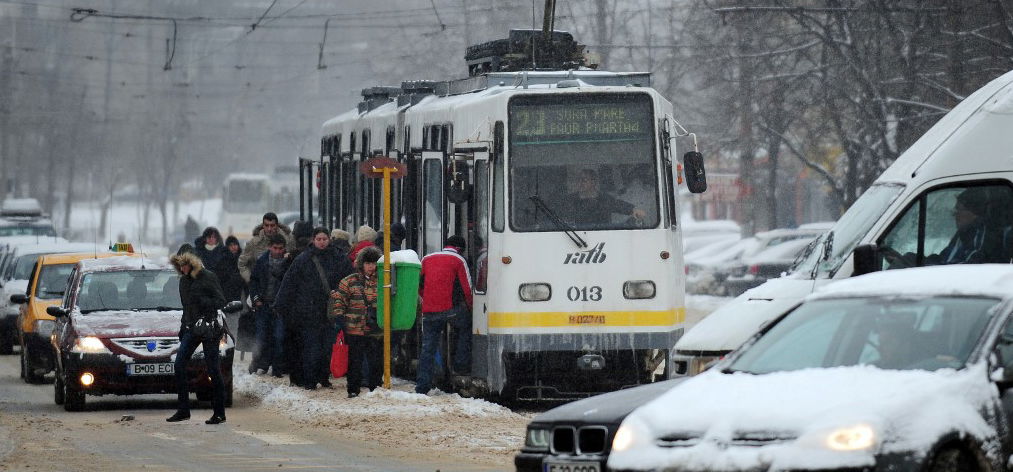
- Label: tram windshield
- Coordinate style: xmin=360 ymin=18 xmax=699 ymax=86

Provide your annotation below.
xmin=508 ymin=93 xmax=659 ymax=232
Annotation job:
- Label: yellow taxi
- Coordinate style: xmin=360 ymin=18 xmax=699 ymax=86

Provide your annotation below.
xmin=11 ymin=248 xmax=137 ymax=383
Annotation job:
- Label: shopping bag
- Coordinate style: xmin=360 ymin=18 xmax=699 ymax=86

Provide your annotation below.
xmin=330 ymin=330 xmax=349 ymax=378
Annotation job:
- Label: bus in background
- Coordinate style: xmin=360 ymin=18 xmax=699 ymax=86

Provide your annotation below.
xmin=220 ymin=173 xmax=271 ymax=241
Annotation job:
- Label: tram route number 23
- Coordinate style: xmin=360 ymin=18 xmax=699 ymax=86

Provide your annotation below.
xmin=567 ymin=286 xmax=602 ymax=301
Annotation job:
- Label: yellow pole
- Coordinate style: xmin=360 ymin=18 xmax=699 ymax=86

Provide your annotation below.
xmin=381 ymin=166 xmax=392 ymax=389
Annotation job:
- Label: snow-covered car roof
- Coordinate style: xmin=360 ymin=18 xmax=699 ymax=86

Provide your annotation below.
xmin=78 ymin=255 xmax=171 ymax=272
xmin=0 ymin=235 xmax=67 ymax=246
xmin=7 ymin=242 xmax=97 ymax=256
xmin=810 ymin=264 xmax=1013 ymax=301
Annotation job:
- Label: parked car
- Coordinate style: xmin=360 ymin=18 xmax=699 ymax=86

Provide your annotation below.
xmin=0 ymin=242 xmax=95 ymax=354
xmin=48 ymin=256 xmax=239 ymax=411
xmin=721 ymin=237 xmax=816 ymax=296
xmin=686 ymin=227 xmax=823 ymax=296
xmin=0 ymin=198 xmax=56 ymax=237
xmin=681 ymin=219 xmax=740 ymax=254
xmin=610 ymin=264 xmax=1013 ymax=472
xmin=515 ymin=378 xmax=686 ymax=472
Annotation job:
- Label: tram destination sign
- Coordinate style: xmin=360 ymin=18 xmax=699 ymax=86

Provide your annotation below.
xmin=509 ymin=96 xmax=651 ymax=145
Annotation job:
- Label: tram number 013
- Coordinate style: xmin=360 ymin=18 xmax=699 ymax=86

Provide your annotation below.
xmin=567 ymin=286 xmax=602 ymax=302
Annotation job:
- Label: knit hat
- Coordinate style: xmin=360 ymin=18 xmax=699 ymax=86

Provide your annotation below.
xmin=330 ymin=229 xmax=352 ymax=241
xmin=354 ymin=225 xmax=377 ymax=244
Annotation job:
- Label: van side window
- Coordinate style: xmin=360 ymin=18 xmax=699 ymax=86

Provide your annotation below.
xmin=878 ymin=183 xmax=1013 ymax=269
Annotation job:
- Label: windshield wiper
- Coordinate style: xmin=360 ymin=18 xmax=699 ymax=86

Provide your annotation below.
xmin=136 ymin=306 xmax=180 ymax=311
xmin=529 ymin=195 xmax=588 ymax=248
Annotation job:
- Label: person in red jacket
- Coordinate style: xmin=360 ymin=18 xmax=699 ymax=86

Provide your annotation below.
xmin=415 ymin=235 xmax=473 ymax=394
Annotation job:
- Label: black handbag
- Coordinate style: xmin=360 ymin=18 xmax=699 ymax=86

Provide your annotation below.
xmin=192 ymin=314 xmax=223 ymax=340
xmin=364 ymin=307 xmax=381 ymax=333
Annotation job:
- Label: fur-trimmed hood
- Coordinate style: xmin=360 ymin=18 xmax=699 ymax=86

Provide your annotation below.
xmin=170 ymin=252 xmax=204 ymax=277
xmin=251 ymin=222 xmax=293 ymax=238
xmin=354 ymin=245 xmax=382 ymax=270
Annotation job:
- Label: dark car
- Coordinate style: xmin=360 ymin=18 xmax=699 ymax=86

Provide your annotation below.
xmin=722 ymin=237 xmax=816 ymax=297
xmin=515 ymin=378 xmax=685 ymax=472
xmin=609 ymin=264 xmax=1013 ymax=472
xmin=48 ymin=256 xmax=237 ymax=411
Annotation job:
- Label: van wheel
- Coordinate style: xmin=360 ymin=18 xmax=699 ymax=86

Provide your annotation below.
xmin=63 ymin=380 xmax=85 ymax=412
xmin=928 ymin=447 xmax=978 ymax=472
xmin=53 ymin=370 xmax=65 ymax=405
xmin=22 ymin=345 xmax=43 ymax=384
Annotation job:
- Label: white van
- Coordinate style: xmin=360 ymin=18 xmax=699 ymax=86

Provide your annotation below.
xmin=673 ymin=68 xmax=1013 ymax=375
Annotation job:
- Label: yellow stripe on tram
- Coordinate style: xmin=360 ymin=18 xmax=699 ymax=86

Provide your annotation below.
xmin=488 ymin=308 xmax=686 ymax=329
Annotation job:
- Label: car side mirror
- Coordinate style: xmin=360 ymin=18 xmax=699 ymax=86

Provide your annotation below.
xmin=683 ymin=151 xmax=707 ymax=194
xmin=222 ymin=300 xmax=243 ymax=314
xmin=9 ymin=293 xmax=27 ymax=304
xmin=46 ymin=306 xmax=68 ymax=317
xmin=852 ymin=244 xmax=881 ymax=276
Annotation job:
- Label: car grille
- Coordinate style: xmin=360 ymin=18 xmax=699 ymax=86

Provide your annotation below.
xmin=657 ymin=431 xmax=796 ymax=448
xmin=551 ymin=426 xmax=609 ymax=455
xmin=111 ymin=337 xmax=179 ymax=358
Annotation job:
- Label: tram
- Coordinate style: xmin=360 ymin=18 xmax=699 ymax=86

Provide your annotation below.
xmin=306 ymin=29 xmax=707 ymax=399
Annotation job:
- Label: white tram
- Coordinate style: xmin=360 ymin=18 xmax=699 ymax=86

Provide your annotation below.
xmin=312 ymin=31 xmax=707 ymax=399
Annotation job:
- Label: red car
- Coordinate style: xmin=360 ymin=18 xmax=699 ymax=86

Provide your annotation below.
xmin=47 ymin=256 xmax=237 ymax=411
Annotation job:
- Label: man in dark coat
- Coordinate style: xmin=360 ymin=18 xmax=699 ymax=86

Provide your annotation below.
xmin=248 ymin=234 xmax=290 ymax=376
xmin=166 ymin=250 xmax=228 ymax=425
xmin=274 ymin=227 xmax=353 ymax=389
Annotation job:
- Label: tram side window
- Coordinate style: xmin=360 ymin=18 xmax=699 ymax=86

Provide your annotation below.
xmin=473 ymin=161 xmax=489 ymax=292
xmin=423 ymin=159 xmax=444 ymax=255
xmin=877 ymin=183 xmax=1013 ymax=269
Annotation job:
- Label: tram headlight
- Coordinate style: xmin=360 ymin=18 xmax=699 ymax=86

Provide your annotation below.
xmin=623 ymin=280 xmax=656 ymax=299
xmin=519 ymin=283 xmax=551 ymax=302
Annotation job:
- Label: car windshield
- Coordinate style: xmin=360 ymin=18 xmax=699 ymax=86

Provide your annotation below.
xmin=726 ymin=296 xmax=999 ymax=374
xmin=792 ymin=183 xmax=905 ymax=278
xmin=36 ymin=263 xmax=75 ymax=299
xmin=78 ymin=270 xmax=181 ymax=313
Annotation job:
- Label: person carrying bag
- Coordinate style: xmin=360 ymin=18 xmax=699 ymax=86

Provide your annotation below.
xmin=166 ymin=249 xmax=229 ymax=425
xmin=329 ymin=246 xmax=383 ymax=398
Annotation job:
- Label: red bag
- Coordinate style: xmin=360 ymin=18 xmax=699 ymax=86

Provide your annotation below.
xmin=330 ymin=330 xmax=349 ymax=378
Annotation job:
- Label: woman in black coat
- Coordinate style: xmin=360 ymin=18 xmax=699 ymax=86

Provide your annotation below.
xmin=166 ymin=250 xmax=228 ymax=425
xmin=274 ymin=227 xmax=353 ymax=389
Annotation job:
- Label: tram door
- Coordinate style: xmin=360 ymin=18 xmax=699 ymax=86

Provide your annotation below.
xmin=420 ymin=152 xmax=445 ymax=257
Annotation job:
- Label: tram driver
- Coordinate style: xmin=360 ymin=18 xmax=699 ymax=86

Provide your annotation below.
xmin=567 ymin=168 xmax=646 ymax=228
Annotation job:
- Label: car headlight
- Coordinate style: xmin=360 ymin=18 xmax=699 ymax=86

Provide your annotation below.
xmin=824 ymin=424 xmax=876 ymax=451
xmin=33 ymin=319 xmax=56 ymax=337
xmin=623 ymin=280 xmax=656 ymax=299
xmin=612 ymin=416 xmax=650 ymax=453
xmin=519 ymin=283 xmax=551 ymax=302
xmin=72 ymin=336 xmax=110 ymax=354
xmin=525 ymin=427 xmax=550 ymax=451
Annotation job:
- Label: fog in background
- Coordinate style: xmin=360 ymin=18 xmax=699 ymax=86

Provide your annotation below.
xmin=2 ymin=0 xmax=1013 ymax=245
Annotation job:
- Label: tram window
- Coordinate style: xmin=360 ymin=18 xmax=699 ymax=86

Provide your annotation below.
xmin=423 ymin=159 xmax=444 ymax=255
xmin=386 ymin=126 xmax=395 ymax=154
xmin=422 ymin=126 xmax=430 ymax=150
xmin=473 ymin=161 xmax=490 ymax=292
xmin=442 ymin=124 xmax=452 ymax=152
xmin=320 ymin=137 xmax=328 ymax=158
xmin=349 ymin=133 xmax=356 ymax=158
xmin=403 ymin=126 xmax=411 ymax=154
xmin=492 ymin=122 xmax=505 ymax=232
xmin=507 ymin=93 xmax=660 ymax=232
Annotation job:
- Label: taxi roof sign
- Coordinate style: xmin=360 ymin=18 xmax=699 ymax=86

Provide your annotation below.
xmin=109 ymin=242 xmax=134 ymax=253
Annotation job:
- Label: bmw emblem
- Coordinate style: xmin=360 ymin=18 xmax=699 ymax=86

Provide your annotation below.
xmin=146 ymin=340 xmax=157 ymax=352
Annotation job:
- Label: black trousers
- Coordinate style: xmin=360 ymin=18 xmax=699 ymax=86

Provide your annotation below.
xmin=346 ymin=334 xmax=382 ymax=394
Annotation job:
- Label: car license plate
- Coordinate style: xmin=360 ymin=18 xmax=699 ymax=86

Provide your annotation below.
xmin=543 ymin=460 xmax=600 ymax=472
xmin=126 ymin=363 xmax=174 ymax=376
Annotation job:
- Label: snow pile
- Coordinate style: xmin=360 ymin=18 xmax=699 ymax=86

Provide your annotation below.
xmin=232 ymin=357 xmax=530 ymax=460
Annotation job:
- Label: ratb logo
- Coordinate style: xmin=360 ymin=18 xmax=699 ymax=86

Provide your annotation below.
xmin=564 ymin=242 xmax=607 ymax=264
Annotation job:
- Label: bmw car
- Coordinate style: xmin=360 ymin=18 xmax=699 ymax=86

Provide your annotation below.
xmin=47 ymin=256 xmax=236 ymax=411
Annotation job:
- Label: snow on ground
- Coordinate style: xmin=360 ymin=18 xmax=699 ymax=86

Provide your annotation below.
xmin=231 ymin=355 xmax=532 ymax=464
